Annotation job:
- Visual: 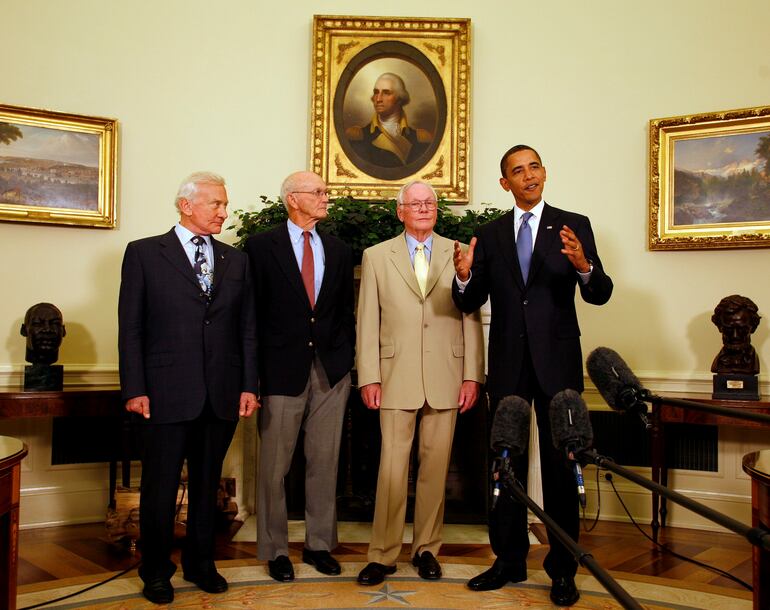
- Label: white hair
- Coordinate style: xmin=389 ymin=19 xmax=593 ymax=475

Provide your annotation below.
xmin=376 ymin=73 xmax=410 ymax=106
xmin=174 ymin=171 xmax=225 ymax=211
xmin=397 ymin=180 xmax=437 ymax=206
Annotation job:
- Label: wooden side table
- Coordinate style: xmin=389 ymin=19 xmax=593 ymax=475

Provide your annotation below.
xmin=742 ymin=450 xmax=770 ymax=610
xmin=0 ymin=436 xmax=28 ymax=610
xmin=650 ymin=394 xmax=770 ymax=542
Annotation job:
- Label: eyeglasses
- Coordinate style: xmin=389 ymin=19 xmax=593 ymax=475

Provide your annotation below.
xmin=292 ymin=189 xmax=330 ymax=198
xmin=400 ymin=200 xmax=437 ymax=211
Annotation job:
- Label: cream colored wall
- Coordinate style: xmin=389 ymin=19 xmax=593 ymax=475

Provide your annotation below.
xmin=2 ymin=0 xmax=769 ymax=527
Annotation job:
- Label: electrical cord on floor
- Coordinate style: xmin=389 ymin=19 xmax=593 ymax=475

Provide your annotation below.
xmin=19 ymin=558 xmax=143 ymax=610
xmin=603 ymin=471 xmax=753 ymax=591
xmin=581 ymin=464 xmax=602 ymax=532
xmin=20 ymin=482 xmax=189 ymax=609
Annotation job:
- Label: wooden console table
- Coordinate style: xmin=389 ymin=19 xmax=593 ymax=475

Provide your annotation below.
xmin=0 ymin=387 xmax=127 ymax=506
xmin=651 ymin=394 xmax=770 ymax=543
xmin=742 ymin=450 xmax=770 ymax=610
xmin=0 ymin=436 xmax=28 ymax=610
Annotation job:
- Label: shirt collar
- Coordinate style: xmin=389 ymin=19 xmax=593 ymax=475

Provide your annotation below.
xmin=405 ymin=231 xmax=433 ymax=253
xmin=287 ymin=219 xmax=319 ymax=243
xmin=175 ymin=222 xmax=211 ymax=246
xmin=514 ymin=199 xmax=545 ymax=223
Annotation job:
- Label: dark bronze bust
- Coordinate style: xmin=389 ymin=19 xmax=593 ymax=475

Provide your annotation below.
xmin=21 ymin=302 xmax=66 ymax=365
xmin=20 ymin=303 xmax=66 ymax=390
xmin=711 ymin=295 xmax=760 ymax=375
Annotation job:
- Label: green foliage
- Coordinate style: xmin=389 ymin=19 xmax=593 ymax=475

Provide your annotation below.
xmin=230 ymin=196 xmax=507 ymax=264
xmin=0 ymin=122 xmax=23 ymax=146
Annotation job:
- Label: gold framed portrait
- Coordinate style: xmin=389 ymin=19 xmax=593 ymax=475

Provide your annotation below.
xmin=310 ymin=15 xmax=471 ymax=202
xmin=649 ymin=104 xmax=770 ymax=250
xmin=0 ymin=103 xmax=118 ymax=229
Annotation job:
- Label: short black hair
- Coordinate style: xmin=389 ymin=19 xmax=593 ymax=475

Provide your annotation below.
xmin=500 ymin=145 xmax=542 ymax=177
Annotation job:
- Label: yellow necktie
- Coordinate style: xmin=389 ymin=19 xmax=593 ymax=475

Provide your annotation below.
xmin=414 ymin=243 xmax=428 ymax=296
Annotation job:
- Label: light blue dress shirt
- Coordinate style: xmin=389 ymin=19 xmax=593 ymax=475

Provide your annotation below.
xmin=175 ymin=223 xmax=214 ymax=271
xmin=287 ymin=219 xmax=325 ymax=302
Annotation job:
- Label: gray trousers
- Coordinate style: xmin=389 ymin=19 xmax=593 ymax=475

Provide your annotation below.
xmin=256 ymin=360 xmax=350 ymax=560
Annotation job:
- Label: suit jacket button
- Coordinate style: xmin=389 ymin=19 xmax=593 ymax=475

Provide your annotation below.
xmin=523 ymin=299 xmax=529 ymax=305
xmin=311 ymin=317 xmax=316 ymax=323
xmin=308 ymin=341 xmax=313 ymax=347
xmin=204 ymin=319 xmax=211 ymax=325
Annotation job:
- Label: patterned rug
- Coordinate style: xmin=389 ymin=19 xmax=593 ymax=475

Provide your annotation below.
xmin=17 ymin=558 xmax=752 ymax=609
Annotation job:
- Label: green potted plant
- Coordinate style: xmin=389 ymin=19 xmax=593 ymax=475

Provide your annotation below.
xmin=231 ymin=196 xmax=506 ymax=264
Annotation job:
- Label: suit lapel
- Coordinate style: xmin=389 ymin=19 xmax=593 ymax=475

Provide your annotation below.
xmin=159 ymin=228 xmax=200 ymax=290
xmin=529 ymin=203 xmax=561 ymax=282
xmin=209 ymin=237 xmax=231 ymax=300
xmin=424 ymin=234 xmax=451 ymax=297
xmin=315 ymin=230 xmax=337 ymax=308
xmin=388 ymin=232 xmax=423 ymax=300
xmin=270 ymin=225 xmax=312 ymax=308
xmin=492 ymin=211 xmax=524 ymax=291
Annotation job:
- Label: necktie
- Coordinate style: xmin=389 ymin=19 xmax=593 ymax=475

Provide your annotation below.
xmin=414 ymin=243 xmax=429 ymax=296
xmin=301 ymin=231 xmax=315 ymax=308
xmin=517 ymin=212 xmax=533 ymax=283
xmin=191 ymin=235 xmax=212 ymax=295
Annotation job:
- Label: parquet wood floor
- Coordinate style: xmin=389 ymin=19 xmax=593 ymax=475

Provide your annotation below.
xmin=17 ymin=519 xmax=754 ymax=592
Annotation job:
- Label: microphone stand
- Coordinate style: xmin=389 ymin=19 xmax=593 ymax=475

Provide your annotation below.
xmin=577 ymin=448 xmax=770 ymax=551
xmin=498 ymin=463 xmax=643 ymax=610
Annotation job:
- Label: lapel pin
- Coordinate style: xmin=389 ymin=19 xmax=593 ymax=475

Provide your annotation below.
xmin=546 ymin=225 xmax=553 ymax=230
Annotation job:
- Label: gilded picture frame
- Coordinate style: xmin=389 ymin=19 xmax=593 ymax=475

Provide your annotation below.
xmin=0 ymin=103 xmax=117 ymax=228
xmin=310 ymin=15 xmax=471 ymax=202
xmin=649 ymin=104 xmax=770 ymax=250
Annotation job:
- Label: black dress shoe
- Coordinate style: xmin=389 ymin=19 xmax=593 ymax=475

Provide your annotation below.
xmin=142 ymin=577 xmax=174 ymax=604
xmin=183 ymin=570 xmax=228 ymax=593
xmin=550 ymin=576 xmax=580 ymax=606
xmin=302 ymin=548 xmax=341 ymax=575
xmin=267 ymin=555 xmax=295 ymax=582
xmin=357 ymin=562 xmax=397 ymax=586
xmin=412 ymin=551 xmax=442 ymax=580
xmin=467 ymin=559 xmax=527 ymax=591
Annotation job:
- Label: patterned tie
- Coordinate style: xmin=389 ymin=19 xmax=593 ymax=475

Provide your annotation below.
xmin=191 ymin=235 xmax=212 ymax=295
xmin=517 ymin=212 xmax=533 ymax=283
xmin=414 ymin=243 xmax=429 ymax=296
xmin=301 ymin=231 xmax=315 ymax=309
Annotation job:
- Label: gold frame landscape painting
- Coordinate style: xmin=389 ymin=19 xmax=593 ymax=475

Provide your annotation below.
xmin=0 ymin=104 xmax=117 ymax=228
xmin=649 ymin=104 xmax=770 ymax=250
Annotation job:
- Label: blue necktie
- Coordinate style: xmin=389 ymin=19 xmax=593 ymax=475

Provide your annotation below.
xmin=191 ymin=235 xmax=212 ymax=295
xmin=517 ymin=212 xmax=533 ymax=283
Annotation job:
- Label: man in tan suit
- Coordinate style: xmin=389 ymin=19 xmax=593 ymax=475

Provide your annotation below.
xmin=355 ymin=180 xmax=484 ymax=586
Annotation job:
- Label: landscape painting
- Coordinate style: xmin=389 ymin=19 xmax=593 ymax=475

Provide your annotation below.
xmin=0 ymin=104 xmax=117 ymax=228
xmin=0 ymin=122 xmax=100 ymax=210
xmin=673 ymin=131 xmax=770 ymax=226
xmin=649 ymin=105 xmax=770 ymax=250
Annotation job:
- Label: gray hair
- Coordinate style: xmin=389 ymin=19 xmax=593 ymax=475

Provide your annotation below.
xmin=376 ymin=72 xmax=410 ymax=106
xmin=397 ymin=180 xmax=438 ymax=206
xmin=174 ymin=171 xmax=226 ymax=211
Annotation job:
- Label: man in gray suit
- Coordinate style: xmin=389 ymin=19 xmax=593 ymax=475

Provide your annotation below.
xmin=245 ymin=171 xmax=355 ymax=582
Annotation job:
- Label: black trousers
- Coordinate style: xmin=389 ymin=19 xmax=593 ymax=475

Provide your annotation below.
xmin=488 ymin=343 xmax=579 ymax=579
xmin=137 ymin=403 xmax=237 ymax=581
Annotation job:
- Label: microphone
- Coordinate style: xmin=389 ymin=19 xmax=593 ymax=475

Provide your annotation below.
xmin=489 ymin=395 xmax=531 ymax=510
xmin=586 ymin=347 xmax=652 ymax=428
xmin=549 ymin=389 xmax=593 ymax=508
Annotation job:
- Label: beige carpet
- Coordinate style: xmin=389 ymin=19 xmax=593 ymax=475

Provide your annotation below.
xmin=18 ymin=558 xmax=752 ymax=609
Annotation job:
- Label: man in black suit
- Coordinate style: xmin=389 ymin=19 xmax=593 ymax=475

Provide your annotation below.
xmin=119 ymin=171 xmax=259 ymax=605
xmin=452 ymin=145 xmax=613 ymax=606
xmin=245 ymin=171 xmax=355 ymax=583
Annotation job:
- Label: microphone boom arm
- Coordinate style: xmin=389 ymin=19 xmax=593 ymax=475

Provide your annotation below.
xmin=578 ymin=449 xmax=770 ymax=551
xmin=499 ymin=464 xmax=643 ymax=610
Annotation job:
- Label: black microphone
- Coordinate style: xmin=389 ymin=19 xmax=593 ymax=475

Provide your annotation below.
xmin=490 ymin=395 xmax=531 ymax=510
xmin=549 ymin=389 xmax=593 ymax=508
xmin=586 ymin=347 xmax=652 ymax=429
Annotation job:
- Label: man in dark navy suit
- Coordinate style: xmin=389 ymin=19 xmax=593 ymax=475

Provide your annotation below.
xmin=245 ymin=171 xmax=355 ymax=583
xmin=452 ymin=145 xmax=613 ymax=606
xmin=119 ymin=171 xmax=259 ymax=604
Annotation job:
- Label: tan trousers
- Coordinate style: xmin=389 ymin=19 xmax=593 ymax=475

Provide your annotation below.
xmin=367 ymin=404 xmax=457 ymax=565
